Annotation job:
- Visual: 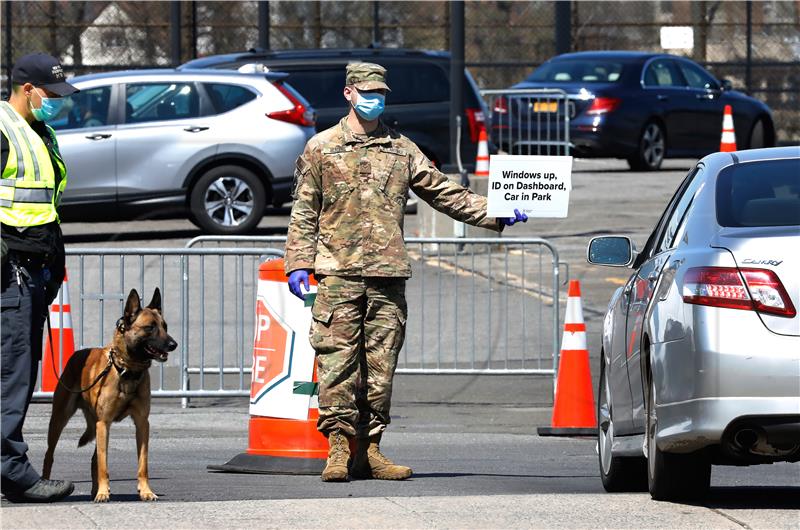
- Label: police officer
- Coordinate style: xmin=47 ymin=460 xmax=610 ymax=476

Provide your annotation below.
xmin=1 ymin=53 xmax=77 ymax=502
xmin=285 ymin=63 xmax=527 ymax=482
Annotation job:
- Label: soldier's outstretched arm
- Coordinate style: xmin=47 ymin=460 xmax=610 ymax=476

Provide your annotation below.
xmin=285 ymin=142 xmax=322 ymax=274
xmin=408 ymin=144 xmax=503 ymax=232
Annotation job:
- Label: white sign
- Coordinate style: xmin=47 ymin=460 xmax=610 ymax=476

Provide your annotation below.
xmin=249 ymin=278 xmax=317 ymax=421
xmin=660 ymin=26 xmax=694 ymax=50
xmin=487 ymin=155 xmax=573 ymax=218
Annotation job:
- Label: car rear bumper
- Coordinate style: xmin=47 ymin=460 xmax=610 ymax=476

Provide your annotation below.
xmin=653 ymin=307 xmax=800 ymax=457
xmin=656 ymin=397 xmax=800 ymax=453
xmin=491 ymin=118 xmax=637 ymax=158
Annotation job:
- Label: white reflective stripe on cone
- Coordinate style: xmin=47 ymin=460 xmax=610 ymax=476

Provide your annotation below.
xmin=561 ymin=331 xmax=588 ymax=351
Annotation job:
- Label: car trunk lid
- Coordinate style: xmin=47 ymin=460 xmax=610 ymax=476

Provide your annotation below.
xmin=715 ymin=227 xmax=800 ymax=336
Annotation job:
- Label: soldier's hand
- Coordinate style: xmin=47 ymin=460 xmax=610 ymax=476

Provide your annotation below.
xmin=288 ymin=270 xmax=311 ymax=301
xmin=499 ymin=209 xmax=528 ymax=226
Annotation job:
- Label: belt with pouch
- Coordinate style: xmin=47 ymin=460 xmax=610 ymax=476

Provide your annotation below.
xmin=8 ymin=250 xmax=48 ymax=270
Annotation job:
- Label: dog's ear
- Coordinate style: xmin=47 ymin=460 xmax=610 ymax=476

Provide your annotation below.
xmin=147 ymin=287 xmax=162 ymax=312
xmin=124 ymin=288 xmax=142 ymax=326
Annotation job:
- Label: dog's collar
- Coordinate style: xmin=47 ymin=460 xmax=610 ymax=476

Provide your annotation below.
xmin=108 ymin=348 xmax=146 ymax=381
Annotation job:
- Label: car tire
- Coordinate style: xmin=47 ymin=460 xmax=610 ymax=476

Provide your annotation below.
xmin=646 ymin=377 xmax=711 ymax=501
xmin=746 ymin=117 xmax=767 ymax=150
xmin=598 ymin=351 xmax=648 ymax=492
xmin=627 ymin=121 xmax=665 ymax=171
xmin=189 ymin=165 xmax=266 ymax=235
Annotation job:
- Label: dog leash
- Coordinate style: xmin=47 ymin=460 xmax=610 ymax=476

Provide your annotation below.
xmin=46 ymin=312 xmax=113 ymax=394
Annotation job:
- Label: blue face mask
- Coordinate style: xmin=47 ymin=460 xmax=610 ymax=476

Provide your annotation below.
xmin=352 ymin=90 xmax=385 ymax=121
xmin=29 ymin=88 xmax=64 ymax=122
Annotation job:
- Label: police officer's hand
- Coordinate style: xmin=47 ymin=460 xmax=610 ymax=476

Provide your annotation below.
xmin=288 ymin=270 xmax=311 ymax=301
xmin=499 ymin=209 xmax=528 ymax=227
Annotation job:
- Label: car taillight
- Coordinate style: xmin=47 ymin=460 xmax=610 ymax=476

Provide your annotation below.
xmin=682 ymin=266 xmax=796 ymax=317
xmin=465 ymin=107 xmax=484 ymax=143
xmin=268 ymin=82 xmax=316 ymax=127
xmin=586 ymin=97 xmax=621 ymax=115
xmin=493 ymin=96 xmax=509 ymax=115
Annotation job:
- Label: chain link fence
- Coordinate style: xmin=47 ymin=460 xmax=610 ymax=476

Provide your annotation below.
xmin=2 ymin=1 xmax=798 ymax=141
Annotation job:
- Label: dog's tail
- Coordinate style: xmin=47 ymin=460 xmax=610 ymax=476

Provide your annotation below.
xmin=78 ymin=429 xmax=95 ymax=447
xmin=78 ymin=409 xmax=96 ymax=447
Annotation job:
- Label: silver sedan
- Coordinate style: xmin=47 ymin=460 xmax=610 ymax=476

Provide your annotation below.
xmin=587 ymin=146 xmax=800 ymax=501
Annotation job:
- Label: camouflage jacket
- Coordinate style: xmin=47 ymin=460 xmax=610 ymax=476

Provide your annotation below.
xmin=285 ymin=117 xmax=502 ymax=278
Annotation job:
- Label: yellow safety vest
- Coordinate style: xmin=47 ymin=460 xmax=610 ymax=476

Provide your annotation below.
xmin=0 ymin=101 xmax=67 ymax=227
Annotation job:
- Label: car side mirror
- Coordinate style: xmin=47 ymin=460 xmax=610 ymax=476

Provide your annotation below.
xmin=720 ymin=78 xmax=733 ymax=91
xmin=587 ymin=236 xmax=637 ymax=267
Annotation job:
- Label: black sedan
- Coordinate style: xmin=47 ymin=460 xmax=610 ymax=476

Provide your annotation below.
xmin=495 ymin=51 xmax=775 ymax=170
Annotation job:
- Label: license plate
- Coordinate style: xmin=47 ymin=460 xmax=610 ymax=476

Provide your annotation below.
xmin=533 ymin=101 xmax=558 ymax=113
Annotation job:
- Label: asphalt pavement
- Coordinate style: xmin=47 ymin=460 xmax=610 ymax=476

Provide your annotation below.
xmin=4 ymin=391 xmax=799 ymax=528
xmin=3 ymin=158 xmax=798 ymax=528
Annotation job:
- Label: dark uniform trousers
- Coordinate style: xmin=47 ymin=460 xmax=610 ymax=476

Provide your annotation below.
xmin=1 ymin=257 xmax=47 ymax=493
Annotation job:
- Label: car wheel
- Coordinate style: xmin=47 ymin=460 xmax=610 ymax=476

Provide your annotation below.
xmin=627 ymin=121 xmax=665 ymax=171
xmin=747 ymin=118 xmax=766 ymax=150
xmin=189 ymin=165 xmax=266 ymax=235
xmin=646 ymin=376 xmax=711 ymax=501
xmin=598 ymin=351 xmax=647 ymax=492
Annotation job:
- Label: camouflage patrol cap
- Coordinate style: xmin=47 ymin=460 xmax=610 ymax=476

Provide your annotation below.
xmin=345 ymin=62 xmax=391 ymax=91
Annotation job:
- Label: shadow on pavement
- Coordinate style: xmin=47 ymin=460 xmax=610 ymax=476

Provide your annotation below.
xmin=63 ymin=225 xmax=288 ymax=244
xmin=412 ymin=472 xmax=597 ymax=479
xmin=704 ymin=486 xmax=800 ymax=510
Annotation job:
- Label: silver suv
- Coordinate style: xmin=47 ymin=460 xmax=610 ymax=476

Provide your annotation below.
xmin=51 ymin=69 xmax=315 ymax=234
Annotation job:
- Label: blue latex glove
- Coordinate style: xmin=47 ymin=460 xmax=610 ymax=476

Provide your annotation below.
xmin=499 ymin=209 xmax=529 ymax=227
xmin=288 ymin=270 xmax=310 ymax=300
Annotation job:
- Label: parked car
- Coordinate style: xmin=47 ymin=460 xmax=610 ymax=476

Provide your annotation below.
xmin=587 ymin=146 xmax=799 ymax=501
xmin=180 ymin=48 xmax=490 ymax=170
xmin=498 ymin=51 xmax=775 ymax=170
xmin=50 ymin=68 xmax=315 ymax=234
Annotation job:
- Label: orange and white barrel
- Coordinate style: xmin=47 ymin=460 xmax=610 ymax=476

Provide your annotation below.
xmin=209 ymin=258 xmax=327 ymax=474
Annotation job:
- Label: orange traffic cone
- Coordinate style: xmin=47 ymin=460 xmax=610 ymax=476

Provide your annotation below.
xmin=42 ymin=269 xmax=75 ymax=392
xmin=538 ymin=280 xmax=597 ymax=436
xmin=474 ymin=127 xmax=490 ymax=177
xmin=720 ymin=104 xmax=737 ymax=152
xmin=209 ymin=259 xmax=328 ymax=474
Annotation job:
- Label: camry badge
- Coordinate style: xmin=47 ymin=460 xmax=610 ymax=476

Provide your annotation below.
xmin=742 ymin=258 xmax=783 ymax=267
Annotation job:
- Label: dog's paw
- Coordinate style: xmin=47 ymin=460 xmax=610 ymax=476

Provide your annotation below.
xmin=139 ymin=490 xmax=158 ymax=502
xmin=93 ymin=490 xmax=110 ymax=503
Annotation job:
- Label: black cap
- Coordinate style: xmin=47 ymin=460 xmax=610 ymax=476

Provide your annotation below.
xmin=11 ymin=53 xmax=78 ymax=97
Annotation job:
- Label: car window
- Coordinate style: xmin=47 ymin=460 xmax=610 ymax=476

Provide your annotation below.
xmin=676 ymin=61 xmax=718 ymax=90
xmin=634 ymin=165 xmax=701 ymax=266
xmin=124 ymin=82 xmax=199 ymax=123
xmin=385 ymin=64 xmax=450 ymax=104
xmin=716 ymin=159 xmax=800 ymax=227
xmin=526 ymin=60 xmax=625 ymax=83
xmin=48 ymin=85 xmax=112 ymax=131
xmin=203 ymin=83 xmax=256 ymax=114
xmin=643 ymin=60 xmax=685 ymax=88
xmin=279 ymin=68 xmax=346 ymax=109
xmin=657 ymin=167 xmax=705 ymax=252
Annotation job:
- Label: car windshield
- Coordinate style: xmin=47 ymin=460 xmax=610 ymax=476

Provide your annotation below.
xmin=526 ymin=59 xmax=625 ymax=83
xmin=716 ymin=159 xmax=800 ymax=227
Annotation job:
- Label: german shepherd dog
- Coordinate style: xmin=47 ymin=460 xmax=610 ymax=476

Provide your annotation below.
xmin=42 ymin=288 xmax=177 ymax=502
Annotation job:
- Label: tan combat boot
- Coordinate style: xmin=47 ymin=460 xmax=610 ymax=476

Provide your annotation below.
xmin=350 ymin=434 xmax=412 ymax=480
xmin=321 ymin=431 xmax=351 ymax=482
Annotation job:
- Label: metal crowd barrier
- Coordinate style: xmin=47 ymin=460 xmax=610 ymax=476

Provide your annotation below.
xmin=34 ymin=237 xmax=564 ymax=404
xmin=481 ymin=88 xmax=572 ymax=156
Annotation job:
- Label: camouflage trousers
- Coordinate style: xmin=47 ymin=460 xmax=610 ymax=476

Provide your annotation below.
xmin=309 ymin=275 xmax=407 ymax=438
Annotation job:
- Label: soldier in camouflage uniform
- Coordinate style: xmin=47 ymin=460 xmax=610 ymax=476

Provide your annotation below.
xmin=285 ymin=62 xmax=527 ymax=482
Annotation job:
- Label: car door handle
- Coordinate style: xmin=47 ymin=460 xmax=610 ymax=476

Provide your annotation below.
xmin=85 ymin=133 xmax=112 ymax=140
xmin=656 ymin=94 xmax=669 ymax=101
xmin=184 ymin=126 xmax=209 ymax=133
xmin=695 ymin=93 xmax=714 ymax=100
